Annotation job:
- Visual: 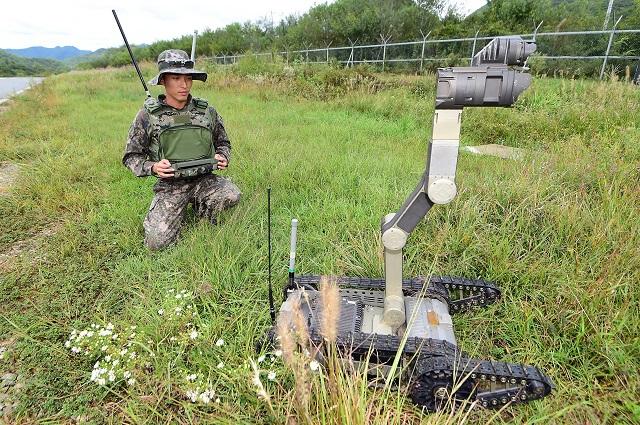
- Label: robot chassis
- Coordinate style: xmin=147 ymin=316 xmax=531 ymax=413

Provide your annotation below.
xmin=272 ymin=37 xmax=554 ymax=412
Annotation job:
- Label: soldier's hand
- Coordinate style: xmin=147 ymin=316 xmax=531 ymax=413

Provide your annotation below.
xmin=152 ymin=159 xmax=175 ymax=178
xmin=215 ymin=154 xmax=228 ymax=170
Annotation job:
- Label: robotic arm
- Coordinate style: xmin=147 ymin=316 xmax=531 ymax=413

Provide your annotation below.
xmin=382 ymin=37 xmax=537 ymax=329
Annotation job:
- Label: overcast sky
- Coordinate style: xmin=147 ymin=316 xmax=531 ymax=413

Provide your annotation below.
xmin=1 ymin=0 xmax=486 ymax=51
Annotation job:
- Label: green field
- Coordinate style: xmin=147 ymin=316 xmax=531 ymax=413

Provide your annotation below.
xmin=0 ymin=63 xmax=638 ymax=423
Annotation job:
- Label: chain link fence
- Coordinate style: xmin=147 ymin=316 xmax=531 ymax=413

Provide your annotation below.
xmin=209 ymin=26 xmax=640 ymax=81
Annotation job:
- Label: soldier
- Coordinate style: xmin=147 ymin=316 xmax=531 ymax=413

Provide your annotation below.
xmin=123 ymin=49 xmax=241 ymax=250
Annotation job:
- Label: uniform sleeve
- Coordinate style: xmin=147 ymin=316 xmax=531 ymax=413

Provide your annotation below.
xmin=212 ymin=108 xmax=231 ymax=163
xmin=122 ymin=109 xmax=156 ymax=177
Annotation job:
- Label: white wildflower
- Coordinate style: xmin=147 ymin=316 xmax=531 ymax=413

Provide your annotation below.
xmin=309 ymin=360 xmax=320 ymax=372
xmin=127 ymin=378 xmax=136 ymax=386
xmin=267 ymin=371 xmax=276 ymax=381
xmin=186 ymin=390 xmax=198 ymax=403
xmin=158 ymin=309 xmax=164 ymax=315
xmin=258 ymin=355 xmax=266 ymax=363
xmin=104 ymin=355 xmax=111 ymax=362
xmin=106 ymin=322 xmax=114 ymax=330
xmin=215 ymin=339 xmax=224 ymax=347
xmin=129 ymin=352 xmax=137 ymax=359
xmin=175 ymin=293 xmax=183 ymax=299
xmin=170 ymin=336 xmax=177 ymax=342
xmin=120 ymin=348 xmax=128 ymax=356
xmin=123 ymin=371 xmax=131 ymax=379
xmin=79 ymin=330 xmax=88 ymax=338
xmin=112 ymin=359 xmax=119 ymax=366
xmin=215 ymin=397 xmax=220 ymax=403
xmin=200 ymin=391 xmax=211 ymax=404
xmin=71 ymin=346 xmax=81 ymax=354
xmin=101 ymin=345 xmax=108 ymax=351
xmin=108 ymin=370 xmax=116 ymax=382
xmin=217 ymin=362 xmax=224 ymax=369
xmin=274 ymin=349 xmax=282 ymax=357
xmin=189 ymin=330 xmax=198 ymax=340
xmin=186 ymin=374 xmax=197 ymax=382
xmin=130 ymin=325 xmax=137 ymax=330
xmin=90 ymin=368 xmax=104 ymax=381
xmin=64 ymin=340 xmax=71 ymax=348
xmin=97 ymin=378 xmax=106 ymax=386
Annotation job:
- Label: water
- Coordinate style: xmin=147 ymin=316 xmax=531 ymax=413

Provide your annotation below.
xmin=0 ymin=77 xmax=44 ymax=101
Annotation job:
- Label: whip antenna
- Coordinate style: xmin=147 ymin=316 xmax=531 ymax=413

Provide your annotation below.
xmin=267 ymin=188 xmax=275 ymax=324
xmin=112 ymin=10 xmax=151 ymax=98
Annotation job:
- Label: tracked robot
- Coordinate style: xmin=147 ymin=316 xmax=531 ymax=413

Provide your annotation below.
xmin=272 ymin=37 xmax=554 ymax=411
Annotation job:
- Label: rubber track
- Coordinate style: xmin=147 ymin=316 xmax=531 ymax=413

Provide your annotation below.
xmin=307 ymin=329 xmax=553 ymax=410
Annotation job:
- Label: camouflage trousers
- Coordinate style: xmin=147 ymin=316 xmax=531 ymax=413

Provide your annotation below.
xmin=143 ymin=174 xmax=241 ymax=250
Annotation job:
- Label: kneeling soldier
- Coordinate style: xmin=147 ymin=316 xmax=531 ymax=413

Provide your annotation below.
xmin=123 ymin=49 xmax=241 ymax=250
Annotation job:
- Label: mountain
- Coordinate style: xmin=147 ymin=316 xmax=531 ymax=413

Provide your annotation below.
xmin=4 ymin=46 xmax=92 ymax=61
xmin=0 ymin=50 xmax=68 ymax=77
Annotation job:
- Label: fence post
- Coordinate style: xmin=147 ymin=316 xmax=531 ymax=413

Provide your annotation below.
xmin=533 ymin=20 xmax=543 ymax=42
xmin=325 ymin=41 xmax=332 ymax=64
xmin=603 ymin=0 xmax=616 ymax=31
xmin=600 ymin=15 xmax=623 ymax=79
xmin=419 ymin=30 xmax=431 ymax=73
xmin=469 ymin=29 xmax=480 ymax=64
xmin=305 ymin=43 xmax=312 ymax=63
xmin=380 ymin=33 xmax=391 ymax=72
xmin=347 ymin=38 xmax=358 ymax=68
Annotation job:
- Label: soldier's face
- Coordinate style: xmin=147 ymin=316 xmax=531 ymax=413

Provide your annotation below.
xmin=161 ymin=73 xmax=193 ymax=104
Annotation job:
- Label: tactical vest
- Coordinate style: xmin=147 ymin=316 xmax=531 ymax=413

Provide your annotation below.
xmin=144 ymin=96 xmax=214 ymax=164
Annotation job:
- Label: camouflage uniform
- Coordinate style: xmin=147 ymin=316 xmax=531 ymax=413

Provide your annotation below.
xmin=123 ymin=50 xmax=240 ymax=250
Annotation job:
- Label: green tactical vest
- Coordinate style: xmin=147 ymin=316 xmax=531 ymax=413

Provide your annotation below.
xmin=143 ymin=96 xmax=215 ymax=164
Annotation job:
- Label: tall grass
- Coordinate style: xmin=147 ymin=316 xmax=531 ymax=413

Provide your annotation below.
xmin=0 ymin=61 xmax=638 ymax=423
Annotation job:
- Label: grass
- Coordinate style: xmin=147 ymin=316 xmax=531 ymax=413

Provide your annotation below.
xmin=0 ymin=61 xmax=638 ymax=423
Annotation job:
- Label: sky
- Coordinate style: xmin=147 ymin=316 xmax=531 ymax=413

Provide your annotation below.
xmin=1 ymin=0 xmax=487 ymax=51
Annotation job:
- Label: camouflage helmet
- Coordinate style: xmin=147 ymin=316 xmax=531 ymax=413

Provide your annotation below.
xmin=148 ymin=49 xmax=207 ymax=85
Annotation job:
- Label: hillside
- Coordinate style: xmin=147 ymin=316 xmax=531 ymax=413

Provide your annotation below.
xmin=4 ymin=46 xmax=92 ymax=61
xmin=0 ymin=50 xmax=68 ymax=77
xmin=466 ymin=0 xmax=639 ymax=33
